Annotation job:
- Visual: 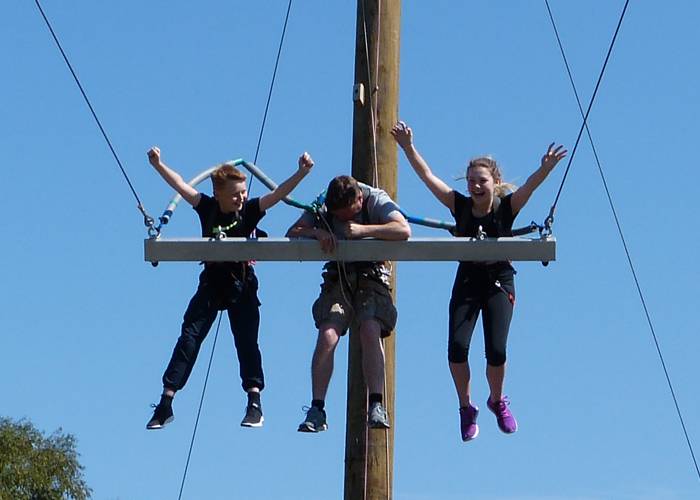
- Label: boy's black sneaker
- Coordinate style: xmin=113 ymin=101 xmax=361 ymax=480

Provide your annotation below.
xmin=146 ymin=403 xmax=174 ymax=430
xmin=241 ymin=403 xmax=264 ymax=428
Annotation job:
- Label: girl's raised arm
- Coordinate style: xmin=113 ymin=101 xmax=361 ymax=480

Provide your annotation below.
xmin=391 ymin=121 xmax=455 ymax=212
xmin=511 ymin=143 xmax=567 ymax=215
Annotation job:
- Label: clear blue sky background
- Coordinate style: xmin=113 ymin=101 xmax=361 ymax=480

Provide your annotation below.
xmin=3 ymin=1 xmax=699 ymax=499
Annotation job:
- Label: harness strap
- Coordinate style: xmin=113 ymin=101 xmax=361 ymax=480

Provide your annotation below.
xmin=455 ymin=195 xmax=505 ymax=238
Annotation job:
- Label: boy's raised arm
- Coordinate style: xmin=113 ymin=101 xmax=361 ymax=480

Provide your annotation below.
xmin=259 ymin=152 xmax=314 ymax=212
xmin=147 ymin=146 xmax=201 ymax=207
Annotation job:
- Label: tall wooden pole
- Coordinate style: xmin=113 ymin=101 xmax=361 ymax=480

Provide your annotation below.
xmin=345 ymin=1 xmax=400 ymax=499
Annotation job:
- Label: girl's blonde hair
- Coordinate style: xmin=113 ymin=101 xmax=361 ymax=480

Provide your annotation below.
xmin=467 ymin=156 xmax=517 ymax=198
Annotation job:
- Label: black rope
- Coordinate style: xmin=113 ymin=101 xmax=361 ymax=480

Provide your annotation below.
xmin=543 ymin=0 xmax=630 ymax=233
xmin=33 ymin=0 xmax=153 ymax=226
xmin=360 ymin=0 xmax=380 ymax=188
xmin=545 ymin=0 xmax=700 ymax=481
xmin=248 ymin=0 xmax=293 ymax=193
xmin=177 ymin=312 xmax=224 ymax=500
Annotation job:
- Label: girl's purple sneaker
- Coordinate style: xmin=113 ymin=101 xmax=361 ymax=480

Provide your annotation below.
xmin=459 ymin=404 xmax=479 ymax=442
xmin=487 ymin=396 xmax=518 ymax=434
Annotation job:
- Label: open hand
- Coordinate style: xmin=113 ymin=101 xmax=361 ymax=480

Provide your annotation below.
xmin=541 ymin=143 xmax=567 ymax=170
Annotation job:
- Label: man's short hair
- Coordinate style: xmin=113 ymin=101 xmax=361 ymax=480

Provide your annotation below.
xmin=325 ymin=175 xmax=360 ymax=211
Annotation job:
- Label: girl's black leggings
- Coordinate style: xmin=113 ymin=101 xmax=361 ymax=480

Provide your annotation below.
xmin=447 ymin=269 xmax=515 ymax=366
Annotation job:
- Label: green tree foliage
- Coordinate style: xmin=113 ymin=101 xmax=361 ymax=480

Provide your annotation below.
xmin=0 ymin=417 xmax=91 ymax=500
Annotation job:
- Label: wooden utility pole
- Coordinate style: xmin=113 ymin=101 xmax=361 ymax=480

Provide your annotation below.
xmin=345 ymin=1 xmax=400 ymax=499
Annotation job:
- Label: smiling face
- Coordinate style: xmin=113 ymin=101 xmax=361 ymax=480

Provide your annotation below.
xmin=214 ymin=179 xmax=248 ymax=213
xmin=467 ymin=165 xmax=499 ymax=210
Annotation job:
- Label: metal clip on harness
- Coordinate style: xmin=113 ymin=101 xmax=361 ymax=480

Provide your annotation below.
xmin=537 ymin=207 xmax=556 ymax=267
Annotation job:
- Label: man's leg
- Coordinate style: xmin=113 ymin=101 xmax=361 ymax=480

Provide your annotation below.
xmin=301 ymin=275 xmax=350 ymax=433
xmin=298 ymin=324 xmax=341 ymax=433
xmin=359 ymin=318 xmax=391 ymax=429
xmin=358 ymin=319 xmax=384 ymax=395
xmin=311 ymin=324 xmax=341 ymax=401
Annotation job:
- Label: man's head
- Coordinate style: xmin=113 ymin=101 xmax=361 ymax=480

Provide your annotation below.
xmin=325 ymin=175 xmax=363 ymax=221
xmin=211 ymin=164 xmax=248 ymax=213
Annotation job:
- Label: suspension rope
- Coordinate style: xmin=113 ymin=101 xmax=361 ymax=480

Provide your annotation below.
xmin=360 ymin=0 xmax=381 ymax=188
xmin=359 ymin=5 xmax=389 ymax=489
xmin=545 ymin=0 xmax=699 ymax=481
xmin=178 ymin=2 xmax=292 ymax=486
xmin=177 ymin=312 xmax=224 ymax=500
xmin=33 ymin=0 xmax=155 ymax=231
xmin=359 ymin=5 xmax=392 ymax=495
xmin=248 ymin=0 xmax=293 ymax=193
xmin=542 ymin=0 xmax=630 ymax=235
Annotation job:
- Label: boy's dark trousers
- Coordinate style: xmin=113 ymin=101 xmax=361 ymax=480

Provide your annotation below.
xmin=162 ymin=270 xmax=265 ymax=392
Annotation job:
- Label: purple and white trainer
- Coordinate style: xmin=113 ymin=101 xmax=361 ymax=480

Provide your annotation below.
xmin=487 ymin=396 xmax=518 ymax=434
xmin=459 ymin=404 xmax=479 ymax=442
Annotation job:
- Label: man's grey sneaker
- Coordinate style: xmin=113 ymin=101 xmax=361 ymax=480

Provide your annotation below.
xmin=241 ymin=403 xmax=264 ymax=428
xmin=146 ymin=403 xmax=174 ymax=430
xmin=298 ymin=406 xmax=328 ymax=433
xmin=367 ymin=402 xmax=390 ymax=429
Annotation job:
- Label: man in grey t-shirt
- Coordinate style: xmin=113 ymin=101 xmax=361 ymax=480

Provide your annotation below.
xmin=287 ymin=175 xmax=411 ymax=432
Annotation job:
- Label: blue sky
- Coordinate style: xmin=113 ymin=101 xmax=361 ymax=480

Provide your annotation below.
xmin=2 ymin=1 xmax=699 ymax=499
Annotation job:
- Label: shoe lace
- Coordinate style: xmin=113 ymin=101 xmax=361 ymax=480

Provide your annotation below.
xmin=495 ymin=397 xmax=511 ymax=416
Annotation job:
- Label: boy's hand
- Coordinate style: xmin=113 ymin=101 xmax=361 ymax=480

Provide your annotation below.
xmin=541 ymin=143 xmax=567 ymax=170
xmin=298 ymin=152 xmax=314 ymax=173
xmin=390 ymin=121 xmax=413 ymax=149
xmin=147 ymin=146 xmax=161 ymax=168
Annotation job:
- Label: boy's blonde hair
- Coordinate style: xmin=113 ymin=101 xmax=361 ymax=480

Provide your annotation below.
xmin=211 ymin=164 xmax=247 ymax=192
xmin=467 ymin=156 xmax=517 ymax=197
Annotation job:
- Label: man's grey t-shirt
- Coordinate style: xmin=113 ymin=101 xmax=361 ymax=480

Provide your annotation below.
xmin=300 ymin=183 xmax=402 ymax=239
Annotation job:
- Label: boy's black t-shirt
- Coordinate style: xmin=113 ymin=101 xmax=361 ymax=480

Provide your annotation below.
xmin=194 ymin=194 xmax=265 ymax=239
xmin=193 ymin=194 xmax=266 ymax=281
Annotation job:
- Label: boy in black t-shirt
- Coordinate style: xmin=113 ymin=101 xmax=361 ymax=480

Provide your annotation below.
xmin=145 ymin=146 xmax=313 ymax=429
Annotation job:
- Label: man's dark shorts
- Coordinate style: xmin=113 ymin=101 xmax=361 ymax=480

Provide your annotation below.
xmin=312 ymin=271 xmax=397 ymax=337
